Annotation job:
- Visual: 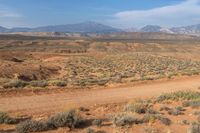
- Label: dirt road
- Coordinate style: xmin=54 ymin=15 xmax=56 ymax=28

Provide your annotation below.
xmin=1 ymin=76 xmax=200 ymax=115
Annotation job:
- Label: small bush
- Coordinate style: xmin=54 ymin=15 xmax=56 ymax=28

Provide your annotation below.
xmin=175 ymin=106 xmax=185 ymax=111
xmin=168 ymin=108 xmax=183 ymax=116
xmin=146 ymin=109 xmax=160 ymax=114
xmin=86 ymin=128 xmax=95 ymax=133
xmin=29 ymin=81 xmax=48 ymax=87
xmin=0 ymin=112 xmax=18 ymax=124
xmin=159 ymin=106 xmax=171 ymax=111
xmin=112 ymin=114 xmax=140 ymax=127
xmin=79 ymin=107 xmax=89 ymax=112
xmin=142 ymin=114 xmax=158 ymax=123
xmin=178 ymin=120 xmax=190 ymax=125
xmin=144 ymin=127 xmax=160 ymax=133
xmin=188 ymin=123 xmax=200 ymax=133
xmin=3 ymin=80 xmax=28 ymax=89
xmin=92 ymin=119 xmax=103 ymax=127
xmin=124 ymin=102 xmax=147 ymax=114
xmin=157 ymin=115 xmax=171 ymax=126
xmin=16 ymin=120 xmax=51 ymax=133
xmin=47 ymin=109 xmax=82 ymax=129
xmin=97 ymin=78 xmax=110 ymax=86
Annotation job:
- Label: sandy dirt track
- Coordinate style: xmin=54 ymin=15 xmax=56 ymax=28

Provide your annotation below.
xmin=1 ymin=76 xmax=200 ymax=115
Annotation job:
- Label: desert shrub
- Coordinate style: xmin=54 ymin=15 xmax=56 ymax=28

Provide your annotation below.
xmin=159 ymin=106 xmax=171 ymax=111
xmin=112 ymin=114 xmax=140 ymax=127
xmin=0 ymin=112 xmax=18 ymax=124
xmin=156 ymin=91 xmax=200 ymax=102
xmin=144 ymin=127 xmax=160 ymax=133
xmin=29 ymin=80 xmax=48 ymax=87
xmin=188 ymin=123 xmax=200 ymax=133
xmin=142 ymin=114 xmax=158 ymax=123
xmin=146 ymin=109 xmax=160 ymax=114
xmin=3 ymin=80 xmax=28 ymax=89
xmin=168 ymin=108 xmax=184 ymax=116
xmin=50 ymin=80 xmax=67 ymax=87
xmin=178 ymin=120 xmax=190 ymax=125
xmin=111 ymin=76 xmax=122 ymax=83
xmin=16 ymin=110 xmax=82 ymax=133
xmin=86 ymin=128 xmax=96 ymax=133
xmin=142 ymin=114 xmax=171 ymax=125
xmin=157 ymin=115 xmax=171 ymax=126
xmin=16 ymin=120 xmax=51 ymax=133
xmin=92 ymin=119 xmax=103 ymax=127
xmin=97 ymin=78 xmax=110 ymax=86
xmin=47 ymin=109 xmax=82 ymax=129
xmin=183 ymin=100 xmax=200 ymax=108
xmin=175 ymin=106 xmax=185 ymax=111
xmin=124 ymin=101 xmax=147 ymax=114
xmin=79 ymin=107 xmax=89 ymax=112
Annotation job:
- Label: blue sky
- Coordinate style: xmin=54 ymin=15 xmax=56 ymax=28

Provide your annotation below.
xmin=0 ymin=0 xmax=200 ymax=28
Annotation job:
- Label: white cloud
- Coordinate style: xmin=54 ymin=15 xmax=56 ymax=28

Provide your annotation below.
xmin=0 ymin=11 xmax=21 ymax=18
xmin=0 ymin=4 xmax=23 ymax=27
xmin=0 ymin=4 xmax=22 ymax=18
xmin=110 ymin=0 xmax=200 ymax=28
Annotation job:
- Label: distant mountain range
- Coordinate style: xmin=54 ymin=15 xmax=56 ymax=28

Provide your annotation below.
xmin=171 ymin=24 xmax=200 ymax=35
xmin=138 ymin=24 xmax=200 ymax=36
xmin=140 ymin=25 xmax=174 ymax=34
xmin=0 ymin=21 xmax=122 ymax=34
xmin=1 ymin=21 xmax=200 ymax=36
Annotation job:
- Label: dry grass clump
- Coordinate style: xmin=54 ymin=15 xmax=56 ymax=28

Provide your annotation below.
xmin=47 ymin=109 xmax=81 ymax=129
xmin=124 ymin=100 xmax=149 ymax=114
xmin=142 ymin=114 xmax=158 ymax=123
xmin=111 ymin=113 xmax=141 ymax=127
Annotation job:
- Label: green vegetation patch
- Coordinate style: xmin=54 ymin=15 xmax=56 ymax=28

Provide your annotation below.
xmin=156 ymin=91 xmax=200 ymax=102
xmin=16 ymin=109 xmax=82 ymax=133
